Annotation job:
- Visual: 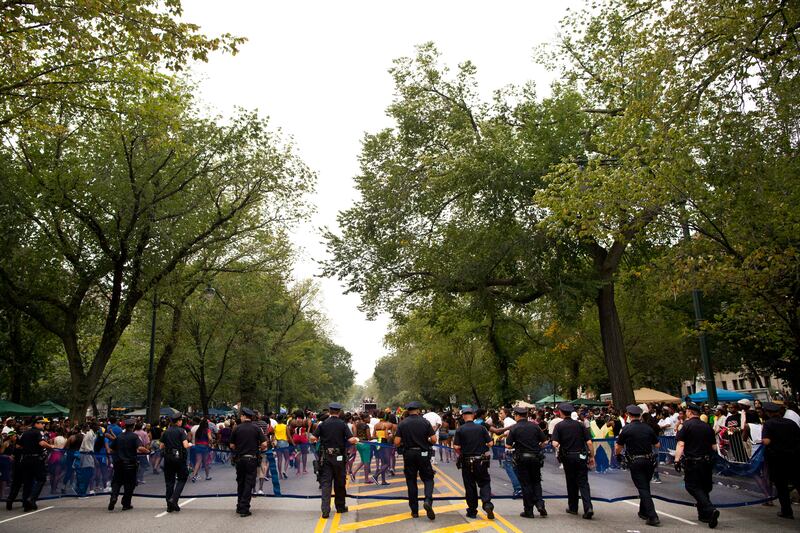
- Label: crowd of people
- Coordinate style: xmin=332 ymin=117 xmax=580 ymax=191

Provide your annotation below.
xmin=1 ymin=397 xmax=799 ymax=524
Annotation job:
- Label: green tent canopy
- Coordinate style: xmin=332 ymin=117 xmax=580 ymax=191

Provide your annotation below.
xmin=0 ymin=399 xmax=38 ymax=416
xmin=571 ymin=398 xmax=607 ymax=407
xmin=30 ymin=400 xmax=69 ymax=416
xmin=534 ymin=394 xmax=567 ymax=405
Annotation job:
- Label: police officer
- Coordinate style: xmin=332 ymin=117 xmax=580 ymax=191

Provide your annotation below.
xmin=394 ymin=401 xmax=437 ymax=520
xmin=674 ymin=403 xmax=719 ymax=528
xmin=453 ymin=406 xmax=494 ymax=520
xmin=229 ymin=407 xmax=267 ymax=517
xmin=108 ymin=419 xmax=149 ymax=511
xmin=761 ymin=402 xmax=800 ymax=519
xmin=615 ymin=405 xmax=660 ymax=526
xmin=160 ymin=413 xmax=192 ymax=513
xmin=310 ymin=402 xmax=358 ymax=519
xmin=551 ymin=402 xmax=594 ymax=519
xmin=505 ymin=406 xmax=548 ymax=519
xmin=18 ymin=417 xmax=53 ymax=512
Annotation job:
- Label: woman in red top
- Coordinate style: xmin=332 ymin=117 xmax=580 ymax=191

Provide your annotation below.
xmin=289 ymin=410 xmax=312 ymax=475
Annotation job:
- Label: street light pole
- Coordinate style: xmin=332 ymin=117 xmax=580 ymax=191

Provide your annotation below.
xmin=682 ymin=223 xmax=717 ymax=406
xmin=146 ymin=288 xmax=157 ymax=423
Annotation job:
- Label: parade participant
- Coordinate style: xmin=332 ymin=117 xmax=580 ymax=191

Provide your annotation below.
xmin=161 ymin=413 xmax=192 ymax=513
xmin=761 ymin=402 xmax=800 ymax=519
xmin=551 ymin=403 xmax=594 ymax=519
xmin=506 ymin=406 xmax=548 ymax=519
xmin=229 ymin=408 xmax=267 ymax=517
xmin=289 ymin=410 xmax=312 ymax=475
xmin=394 ymin=401 xmax=437 ymax=520
xmin=371 ymin=413 xmax=394 ymax=485
xmin=18 ymin=417 xmax=53 ymax=512
xmin=351 ymin=413 xmax=373 ymax=483
xmin=674 ymin=403 xmax=719 ymax=528
xmin=107 ymin=419 xmax=149 ymax=511
xmin=311 ymin=402 xmax=358 ymax=519
xmin=615 ymin=405 xmax=660 ymax=527
xmin=4 ymin=429 xmax=23 ymax=510
xmin=453 ymin=406 xmax=494 ymax=520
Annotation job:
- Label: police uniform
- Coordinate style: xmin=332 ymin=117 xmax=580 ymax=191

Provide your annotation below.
xmin=313 ymin=402 xmax=352 ymax=518
xmin=161 ymin=414 xmax=190 ymax=512
xmin=18 ymin=420 xmax=48 ymax=511
xmin=616 ymin=405 xmax=659 ymax=525
xmin=230 ymin=407 xmax=266 ymax=516
xmin=761 ymin=402 xmax=800 ymax=519
xmin=453 ymin=407 xmax=494 ymax=519
xmin=395 ymin=401 xmax=436 ymax=519
xmin=675 ymin=403 xmax=719 ymax=527
xmin=506 ymin=406 xmax=547 ymax=518
xmin=108 ymin=420 xmax=144 ymax=511
xmin=551 ymin=403 xmax=593 ymax=518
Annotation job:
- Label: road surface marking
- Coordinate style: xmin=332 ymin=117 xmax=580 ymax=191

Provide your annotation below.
xmin=313 ymin=515 xmax=328 ymax=533
xmin=155 ymin=497 xmax=197 ymax=518
xmin=0 ymin=506 xmax=53 ymax=524
xmin=348 ymin=499 xmax=406 ymax=511
xmin=422 ymin=521 xmax=495 ymax=533
xmin=336 ymin=503 xmax=465 ymax=531
xmin=434 ymin=466 xmax=521 ymax=533
xmin=622 ymin=500 xmax=697 ymax=525
xmin=329 ymin=510 xmax=342 ymax=533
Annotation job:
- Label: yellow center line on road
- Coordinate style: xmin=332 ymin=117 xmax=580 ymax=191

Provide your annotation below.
xmin=330 ymin=511 xmax=342 ymax=533
xmin=422 ymin=521 xmax=496 ymax=533
xmin=313 ymin=515 xmax=328 ymax=533
xmin=335 ymin=503 xmax=467 ymax=532
xmin=434 ymin=466 xmax=521 ymax=533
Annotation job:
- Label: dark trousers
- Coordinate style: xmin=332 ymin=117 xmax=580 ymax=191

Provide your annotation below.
xmin=403 ymin=449 xmax=435 ymax=512
xmin=769 ymin=456 xmax=800 ymax=516
xmin=20 ymin=457 xmax=47 ymax=506
xmin=235 ymin=457 xmax=258 ymax=513
xmin=163 ymin=456 xmax=189 ymax=505
xmin=109 ymin=459 xmax=137 ymax=508
xmin=630 ymin=459 xmax=657 ymax=519
xmin=319 ymin=453 xmax=347 ymax=514
xmin=562 ymin=454 xmax=592 ymax=512
xmin=684 ymin=460 xmax=715 ymax=520
xmin=515 ymin=456 xmax=544 ymax=513
xmin=7 ymin=460 xmax=23 ymax=505
xmin=461 ymin=457 xmax=492 ymax=513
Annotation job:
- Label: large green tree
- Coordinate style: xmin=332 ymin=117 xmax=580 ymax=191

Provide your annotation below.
xmin=0 ymin=87 xmax=313 ymax=419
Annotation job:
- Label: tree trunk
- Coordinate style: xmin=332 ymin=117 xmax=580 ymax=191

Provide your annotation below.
xmin=487 ymin=316 xmax=513 ymax=406
xmin=471 ymin=384 xmax=482 ymax=408
xmin=147 ymin=303 xmax=185 ymax=423
xmin=596 ymin=280 xmax=635 ymax=407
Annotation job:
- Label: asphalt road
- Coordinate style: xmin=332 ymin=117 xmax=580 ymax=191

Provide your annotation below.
xmin=3 ymin=451 xmax=795 ymax=532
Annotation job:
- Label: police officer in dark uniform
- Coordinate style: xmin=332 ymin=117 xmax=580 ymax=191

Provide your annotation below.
xmin=505 ymin=406 xmax=548 ymax=519
xmin=229 ymin=407 xmax=267 ymax=517
xmin=310 ymin=402 xmax=358 ymax=519
xmin=394 ymin=401 xmax=437 ymax=520
xmin=108 ymin=419 xmax=149 ymax=511
xmin=551 ymin=403 xmax=594 ymax=519
xmin=615 ymin=405 xmax=660 ymax=526
xmin=674 ymin=403 xmax=719 ymax=528
xmin=453 ymin=406 xmax=494 ymax=520
xmin=18 ymin=417 xmax=53 ymax=512
xmin=160 ymin=413 xmax=193 ymax=513
xmin=761 ymin=402 xmax=800 ymax=519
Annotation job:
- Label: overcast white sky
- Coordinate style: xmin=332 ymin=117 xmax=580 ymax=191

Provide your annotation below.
xmin=182 ymin=1 xmax=579 ymax=383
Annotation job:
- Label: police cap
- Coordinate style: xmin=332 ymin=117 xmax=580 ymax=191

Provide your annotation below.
xmin=125 ymin=419 xmax=137 ymax=427
xmin=171 ymin=413 xmax=184 ymax=422
xmin=762 ymin=402 xmax=781 ymax=413
xmin=513 ymin=406 xmax=528 ymax=416
xmin=461 ymin=406 xmax=475 ymax=415
xmin=240 ymin=407 xmax=256 ymax=417
xmin=328 ymin=402 xmax=343 ymax=411
xmin=686 ymin=403 xmax=702 ymax=413
xmin=557 ymin=402 xmax=574 ymax=414
xmin=625 ymin=404 xmax=643 ymax=416
xmin=405 ymin=401 xmax=422 ymax=410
